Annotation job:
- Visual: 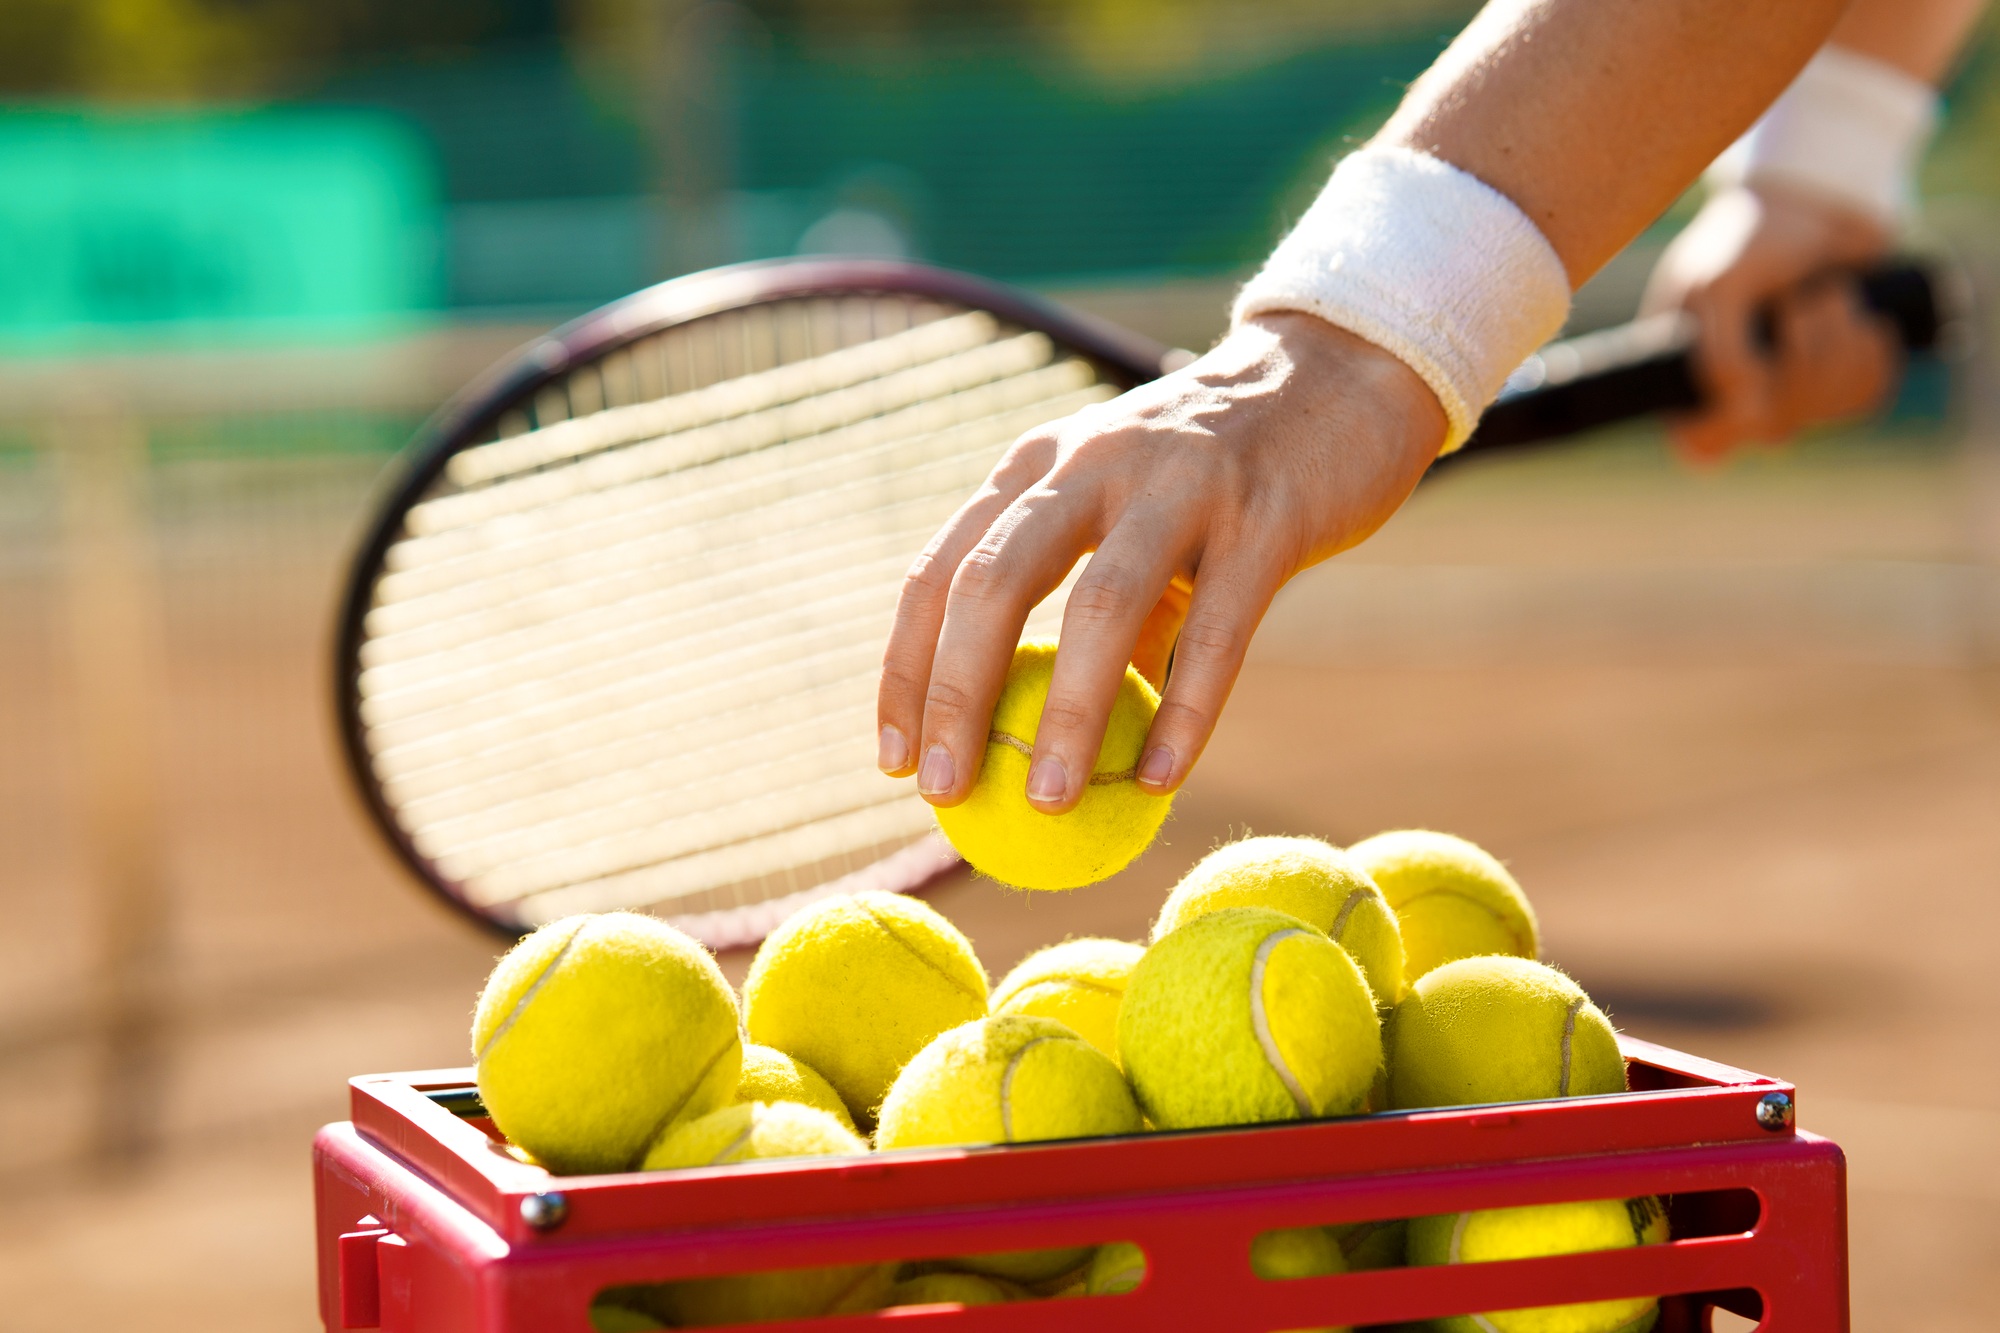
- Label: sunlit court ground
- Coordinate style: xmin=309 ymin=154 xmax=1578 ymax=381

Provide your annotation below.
xmin=3 ymin=283 xmax=1999 ymax=1327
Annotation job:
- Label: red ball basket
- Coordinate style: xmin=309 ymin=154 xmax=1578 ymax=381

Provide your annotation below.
xmin=314 ymin=1035 xmax=1844 ymax=1332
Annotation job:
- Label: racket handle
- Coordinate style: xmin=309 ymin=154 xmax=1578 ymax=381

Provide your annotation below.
xmin=1459 ymin=261 xmax=1941 ymax=455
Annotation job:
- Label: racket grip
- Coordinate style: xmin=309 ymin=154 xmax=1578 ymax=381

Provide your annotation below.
xmin=1460 ymin=261 xmax=1941 ymax=454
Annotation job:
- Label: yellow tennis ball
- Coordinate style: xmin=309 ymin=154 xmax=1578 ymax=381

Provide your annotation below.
xmin=1346 ymin=829 xmax=1538 ymax=982
xmin=733 ymin=1044 xmax=857 ymax=1133
xmin=1327 ymin=1219 xmax=1407 ymax=1271
xmin=1088 ymin=1232 xmax=1346 ymax=1314
xmin=588 ymin=1293 xmax=668 ymax=1332
xmin=743 ymin=891 xmax=988 ymax=1126
xmin=1086 ymin=1241 xmax=1147 ymax=1295
xmin=1408 ymin=1197 xmax=1668 ymax=1333
xmin=1387 ymin=956 xmax=1626 ymax=1110
xmin=1251 ymin=1226 xmax=1347 ymax=1280
xmin=876 ymin=1015 xmax=1142 ymax=1281
xmin=933 ymin=640 xmax=1172 ymax=890
xmin=641 ymin=1102 xmax=895 ymax=1326
xmin=884 ymin=1272 xmax=1027 ymax=1308
xmin=1154 ymin=835 xmax=1407 ymax=1008
xmin=1120 ymin=907 xmax=1382 ymax=1130
xmin=990 ymin=937 xmax=1145 ymax=1066
xmin=641 ymin=1100 xmax=862 ymax=1170
xmin=473 ymin=912 xmax=741 ymax=1175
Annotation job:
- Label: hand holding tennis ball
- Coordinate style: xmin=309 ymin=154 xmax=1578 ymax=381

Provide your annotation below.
xmin=934 ymin=641 xmax=1172 ymax=890
xmin=472 ymin=912 xmax=741 ymax=1175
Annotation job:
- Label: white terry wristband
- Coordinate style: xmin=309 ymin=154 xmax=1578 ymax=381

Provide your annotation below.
xmin=1708 ymin=45 xmax=1939 ymax=226
xmin=1232 ymin=145 xmax=1571 ymax=454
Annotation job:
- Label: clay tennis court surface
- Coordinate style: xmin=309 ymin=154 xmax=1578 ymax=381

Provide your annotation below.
xmin=1 ymin=425 xmax=1996 ymax=1330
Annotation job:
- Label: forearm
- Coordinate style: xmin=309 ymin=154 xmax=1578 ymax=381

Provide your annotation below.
xmin=1830 ymin=0 xmax=1986 ymax=82
xmin=1380 ymin=0 xmax=1849 ymax=285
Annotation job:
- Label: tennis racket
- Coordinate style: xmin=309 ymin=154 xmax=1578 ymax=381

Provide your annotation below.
xmin=334 ymin=256 xmax=1942 ymax=947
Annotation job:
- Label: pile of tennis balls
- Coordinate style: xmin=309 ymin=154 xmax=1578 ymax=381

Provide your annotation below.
xmin=472 ymin=828 xmax=1666 ymax=1333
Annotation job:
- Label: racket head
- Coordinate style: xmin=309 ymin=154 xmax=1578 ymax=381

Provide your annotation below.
xmin=334 ymin=258 xmax=1173 ymax=947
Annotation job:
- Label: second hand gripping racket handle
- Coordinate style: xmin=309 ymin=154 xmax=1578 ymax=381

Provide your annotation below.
xmin=1460 ymin=262 xmax=1943 ymax=457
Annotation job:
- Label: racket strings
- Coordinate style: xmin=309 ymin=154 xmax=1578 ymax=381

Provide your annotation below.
xmin=359 ymin=293 xmax=1105 ymax=930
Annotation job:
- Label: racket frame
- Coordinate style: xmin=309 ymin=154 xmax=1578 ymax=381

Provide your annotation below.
xmin=333 ymin=258 xmax=1175 ymax=941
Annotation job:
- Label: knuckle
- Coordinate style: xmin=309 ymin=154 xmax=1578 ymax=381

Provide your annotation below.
xmin=1034 ymin=694 xmax=1096 ymax=740
xmin=923 ymin=676 xmax=977 ymax=723
xmin=1150 ymin=693 xmax=1211 ymax=738
xmin=902 ymin=550 xmax=954 ymax=601
xmin=876 ymin=658 xmax=929 ymax=703
xmin=1173 ymin=611 xmax=1244 ymax=663
xmin=1064 ymin=566 xmax=1142 ymax=626
xmin=948 ymin=548 xmax=1008 ymax=603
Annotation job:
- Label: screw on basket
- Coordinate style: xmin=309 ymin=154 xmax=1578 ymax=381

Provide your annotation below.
xmin=1755 ymin=1091 xmax=1795 ymax=1132
xmin=521 ymin=1191 xmax=570 ymax=1231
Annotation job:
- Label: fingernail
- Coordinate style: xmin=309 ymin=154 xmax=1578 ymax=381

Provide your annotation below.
xmin=918 ymin=745 xmax=955 ymax=796
xmin=1137 ymin=745 xmax=1175 ymax=788
xmin=1027 ymin=755 xmax=1068 ymax=804
xmin=878 ymin=725 xmax=909 ymax=774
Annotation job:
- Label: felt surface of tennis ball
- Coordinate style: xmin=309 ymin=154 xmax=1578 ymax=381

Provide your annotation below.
xmin=472 ymin=912 xmax=741 ymax=1175
xmin=1155 ymin=835 xmax=1406 ymax=1008
xmin=1086 ymin=1241 xmax=1147 ymax=1295
xmin=1408 ymin=1197 xmax=1667 ymax=1333
xmin=1120 ymin=907 xmax=1382 ymax=1130
xmin=934 ymin=640 xmax=1171 ymax=891
xmin=876 ymin=1014 xmax=1142 ymax=1281
xmin=1253 ymin=1228 xmax=1353 ymax=1333
xmin=885 ymin=1273 xmax=1026 ymax=1308
xmin=1251 ymin=1226 xmax=1346 ymax=1280
xmin=990 ymin=937 xmax=1145 ymax=1066
xmin=588 ymin=1293 xmax=668 ymax=1332
xmin=640 ymin=1102 xmax=894 ymax=1327
xmin=743 ymin=890 xmax=987 ymax=1126
xmin=1346 ymin=829 xmax=1539 ymax=981
xmin=1327 ymin=1219 xmax=1407 ymax=1271
xmin=1387 ymin=956 xmax=1626 ymax=1110
xmin=733 ymin=1044 xmax=856 ymax=1132
xmin=641 ymin=1100 xmax=862 ymax=1171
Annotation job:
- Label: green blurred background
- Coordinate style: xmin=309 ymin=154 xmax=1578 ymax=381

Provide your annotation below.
xmin=2 ymin=4 xmax=1998 ymax=1331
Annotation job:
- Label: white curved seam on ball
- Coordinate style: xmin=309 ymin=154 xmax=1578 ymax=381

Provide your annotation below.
xmin=998 ymin=1036 xmax=1060 ymax=1141
xmin=706 ymin=1117 xmax=761 ymax=1166
xmin=855 ymin=898 xmax=984 ymax=1001
xmin=1449 ymin=1209 xmax=1472 ymax=1263
xmin=987 ymin=729 xmax=1137 ymax=785
xmin=1249 ymin=928 xmax=1316 ymax=1116
xmin=477 ymin=916 xmax=593 ymax=1060
xmin=1329 ymin=887 xmax=1369 ymax=940
xmin=631 ymin=1034 xmax=741 ymax=1169
xmin=1000 ymin=976 xmax=1125 ymax=1009
xmin=1103 ymin=1255 xmax=1145 ymax=1292
xmin=1559 ymin=995 xmax=1584 ymax=1097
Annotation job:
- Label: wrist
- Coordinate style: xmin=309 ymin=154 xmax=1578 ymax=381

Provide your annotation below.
xmin=1707 ymin=45 xmax=1939 ymax=227
xmin=1244 ymin=312 xmax=1447 ymax=450
xmin=1232 ymin=145 xmax=1571 ymax=455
